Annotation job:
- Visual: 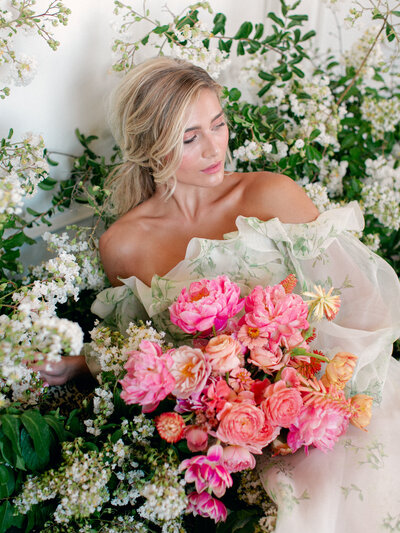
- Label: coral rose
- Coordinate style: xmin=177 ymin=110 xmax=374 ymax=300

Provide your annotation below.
xmin=248 ymin=346 xmax=287 ymax=374
xmin=185 ymin=425 xmax=209 ymax=452
xmin=261 ymin=381 xmax=303 ymax=428
xmin=170 ymin=345 xmax=211 ymax=399
xmin=205 ymin=334 xmax=242 ymax=373
xmin=322 ymin=352 xmax=358 ymax=389
xmin=216 ymin=402 xmax=279 ymax=454
xmin=169 ymin=276 xmax=244 ymax=334
xmin=222 ymin=445 xmax=256 ymax=473
xmin=120 ymin=340 xmax=175 ymax=413
xmin=350 ymin=394 xmax=373 ymax=430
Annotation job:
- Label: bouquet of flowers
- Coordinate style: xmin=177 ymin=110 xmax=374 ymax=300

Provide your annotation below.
xmin=119 ymin=274 xmax=373 ymax=524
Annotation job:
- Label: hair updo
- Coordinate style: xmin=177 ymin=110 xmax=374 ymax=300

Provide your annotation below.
xmin=107 ymin=56 xmax=221 ymax=217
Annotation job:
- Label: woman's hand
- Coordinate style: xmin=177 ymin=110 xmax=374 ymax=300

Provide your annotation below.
xmin=28 ymin=355 xmax=91 ymax=386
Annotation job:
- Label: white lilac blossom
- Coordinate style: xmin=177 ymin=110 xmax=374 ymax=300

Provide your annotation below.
xmin=304 ymin=183 xmax=339 ymax=212
xmin=361 ymin=96 xmax=400 ymax=140
xmin=361 ymin=182 xmax=400 ymax=231
xmin=169 ymin=21 xmax=229 ymax=79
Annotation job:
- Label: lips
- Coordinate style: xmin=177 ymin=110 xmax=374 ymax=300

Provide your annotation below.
xmin=202 ymin=161 xmax=222 ymax=174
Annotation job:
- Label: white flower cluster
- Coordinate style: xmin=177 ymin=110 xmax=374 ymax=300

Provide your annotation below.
xmin=90 ymin=321 xmax=165 ymax=375
xmin=285 ymin=76 xmax=346 ymax=149
xmin=14 ymin=439 xmax=112 ymax=523
xmin=361 ymin=182 xmax=400 ymax=231
xmin=361 ymin=233 xmax=381 ymax=253
xmin=84 ymin=386 xmax=114 ymax=436
xmin=343 ymin=25 xmax=384 ymax=76
xmin=303 ymin=183 xmax=339 ymax=212
xmin=35 ymin=226 xmax=107 ymax=292
xmin=364 ymin=156 xmax=400 ymax=189
xmin=233 ymin=139 xmax=287 ymax=164
xmin=361 ymin=96 xmax=400 ymax=140
xmin=0 ymin=133 xmax=49 ymax=221
xmin=105 ymin=516 xmax=149 ymax=533
xmin=170 ymin=21 xmax=230 ymax=79
xmin=111 ymin=466 xmax=143 ymax=506
xmin=0 ymin=252 xmax=83 ymax=401
xmin=138 ymin=463 xmax=187 ymax=523
xmin=128 ymin=413 xmax=156 ymax=444
xmin=0 ymin=2 xmax=70 ymax=95
xmin=312 ymin=156 xmax=349 ymax=196
xmin=240 ymin=50 xmax=280 ymax=96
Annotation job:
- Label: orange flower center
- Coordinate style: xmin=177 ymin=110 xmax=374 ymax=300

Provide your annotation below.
xmin=190 ymin=287 xmax=210 ymax=302
xmin=247 ymin=327 xmax=260 ymax=339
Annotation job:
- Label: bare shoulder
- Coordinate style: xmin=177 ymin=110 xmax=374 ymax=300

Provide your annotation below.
xmin=240 ymin=171 xmax=319 ymax=223
xmin=99 ymin=209 xmax=151 ymax=286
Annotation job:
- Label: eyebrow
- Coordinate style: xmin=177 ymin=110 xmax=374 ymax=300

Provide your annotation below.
xmin=184 ymin=111 xmax=224 ymax=133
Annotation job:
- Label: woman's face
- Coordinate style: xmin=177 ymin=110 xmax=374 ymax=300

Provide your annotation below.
xmin=175 ymin=88 xmax=229 ymax=188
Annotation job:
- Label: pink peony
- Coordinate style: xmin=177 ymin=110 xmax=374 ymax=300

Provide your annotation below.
xmin=216 ymin=402 xmax=279 ymax=454
xmin=180 ymin=444 xmax=233 ymax=498
xmin=187 ymin=492 xmax=227 ymax=523
xmin=222 ymin=445 xmax=256 ymax=473
xmin=120 ymin=340 xmax=175 ymax=413
xmin=169 ymin=276 xmax=244 ymax=334
xmin=185 ymin=425 xmax=209 ymax=452
xmin=287 ymin=404 xmax=350 ymax=453
xmin=261 ymin=381 xmax=303 ymax=428
xmin=205 ymin=334 xmax=242 ymax=374
xmin=170 ymin=345 xmax=211 ymax=399
xmin=243 ymin=284 xmax=309 ymax=351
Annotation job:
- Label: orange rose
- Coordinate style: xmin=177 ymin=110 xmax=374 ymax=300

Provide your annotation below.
xmin=350 ymin=394 xmax=373 ymax=430
xmin=322 ymin=352 xmax=358 ymax=389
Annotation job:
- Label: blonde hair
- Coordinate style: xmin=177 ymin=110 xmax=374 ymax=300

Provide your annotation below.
xmin=107 ymin=56 xmax=221 ymax=217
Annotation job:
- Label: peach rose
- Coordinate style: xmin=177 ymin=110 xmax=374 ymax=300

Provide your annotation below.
xmin=205 ymin=335 xmax=242 ymax=374
xmin=261 ymin=381 xmax=303 ymax=428
xmin=216 ymin=402 xmax=279 ymax=454
xmin=350 ymin=394 xmax=373 ymax=430
xmin=170 ymin=345 xmax=211 ymax=399
xmin=322 ymin=352 xmax=358 ymax=389
xmin=248 ymin=346 xmax=287 ymax=374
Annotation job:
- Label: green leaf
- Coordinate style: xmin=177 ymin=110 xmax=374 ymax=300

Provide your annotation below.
xmin=258 ymin=71 xmax=275 ymax=81
xmin=309 ymin=128 xmax=321 ymax=141
xmin=212 ymin=13 xmax=226 ymax=34
xmin=254 ymin=23 xmax=264 ymax=39
xmin=301 ymin=30 xmax=316 ymax=41
xmin=152 ymin=24 xmax=169 ymax=35
xmin=386 ymin=23 xmax=395 ymax=42
xmin=0 ymin=465 xmax=15 ymax=499
xmin=234 ymin=21 xmax=253 ymax=39
xmin=237 ymin=41 xmax=245 ymax=55
xmin=141 ymin=34 xmax=149 ymax=45
xmin=1 ymin=414 xmax=23 ymax=461
xmin=372 ymin=12 xmax=384 ymax=20
xmin=341 ymin=133 xmax=358 ymax=149
xmin=20 ymin=427 xmax=46 ymax=471
xmin=268 ymin=12 xmax=285 ymax=28
xmin=229 ymin=88 xmax=241 ymax=102
xmin=43 ymin=414 xmax=66 ymax=442
xmin=0 ymin=501 xmax=14 ymax=533
xmin=291 ymin=347 xmax=310 ymax=356
xmin=7 ymin=128 xmax=13 ymax=140
xmin=21 ymin=411 xmax=50 ymax=465
xmin=216 ymin=508 xmax=260 ymax=533
xmin=38 ymin=177 xmax=57 ymax=191
xmin=288 ymin=14 xmax=308 ymax=22
xmin=392 ymin=10 xmax=400 ymax=16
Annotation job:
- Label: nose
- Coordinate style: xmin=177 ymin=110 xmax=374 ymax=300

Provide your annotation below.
xmin=202 ymin=132 xmax=218 ymax=159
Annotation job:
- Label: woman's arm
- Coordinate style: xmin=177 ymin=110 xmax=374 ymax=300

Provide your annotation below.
xmin=28 ymin=355 xmax=92 ymax=386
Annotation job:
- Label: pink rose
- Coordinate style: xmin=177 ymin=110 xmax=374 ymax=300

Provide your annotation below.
xmin=216 ymin=402 xmax=279 ymax=454
xmin=185 ymin=425 xmax=209 ymax=452
xmin=288 ymin=404 xmax=350 ymax=453
xmin=169 ymin=276 xmax=244 ymax=334
xmin=222 ymin=445 xmax=256 ymax=473
xmin=187 ymin=492 xmax=227 ymax=523
xmin=205 ymin=334 xmax=242 ymax=374
xmin=261 ymin=381 xmax=303 ymax=428
xmin=120 ymin=340 xmax=175 ymax=413
xmin=170 ymin=345 xmax=211 ymax=399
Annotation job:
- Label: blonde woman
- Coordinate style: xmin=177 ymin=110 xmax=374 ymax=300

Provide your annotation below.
xmin=42 ymin=57 xmax=400 ymax=532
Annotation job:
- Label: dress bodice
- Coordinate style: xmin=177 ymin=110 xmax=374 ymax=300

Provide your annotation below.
xmin=91 ymin=202 xmax=400 ymax=402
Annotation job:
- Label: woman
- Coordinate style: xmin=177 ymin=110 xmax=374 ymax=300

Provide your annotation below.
xmin=43 ymin=57 xmax=400 ymax=532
